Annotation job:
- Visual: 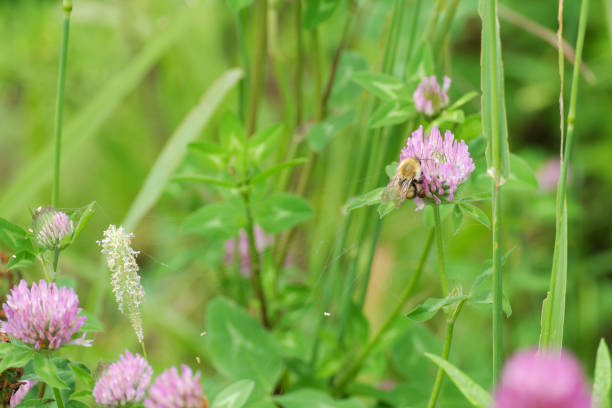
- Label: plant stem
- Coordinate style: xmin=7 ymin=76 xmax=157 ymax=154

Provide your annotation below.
xmin=53 ymin=387 xmax=65 ymax=408
xmin=37 ymin=383 xmax=46 ymax=399
xmin=540 ymin=0 xmax=590 ymax=349
xmin=235 ymin=9 xmax=250 ymax=122
xmin=426 ymin=297 xmax=468 ymax=408
xmin=295 ymin=0 xmax=303 ymax=128
xmin=52 ymin=249 xmax=60 ymax=282
xmin=52 ymin=0 xmax=73 ymax=208
xmin=275 ymin=16 xmax=352 ymax=269
xmin=433 ymin=204 xmax=449 ymax=295
xmin=242 ymin=190 xmax=271 ymax=328
xmin=491 ymin=184 xmax=503 ymax=378
xmin=246 ymin=0 xmax=267 ymax=136
xmin=140 ymin=340 xmax=148 ymax=359
xmin=357 ymin=217 xmax=383 ymax=307
xmin=333 ymin=228 xmax=434 ymax=392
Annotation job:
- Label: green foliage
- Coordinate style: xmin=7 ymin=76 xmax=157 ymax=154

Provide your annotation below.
xmin=205 ymin=297 xmax=284 ymax=392
xmin=406 ymin=295 xmax=469 ymax=322
xmin=424 ymin=353 xmax=492 ymax=408
xmin=276 ymin=389 xmax=365 ymax=408
xmin=123 ymin=69 xmax=243 ymax=231
xmin=253 ymin=193 xmax=314 ymax=233
xmin=211 ymin=380 xmax=255 ymax=408
xmin=594 ymin=339 xmax=612 ymax=408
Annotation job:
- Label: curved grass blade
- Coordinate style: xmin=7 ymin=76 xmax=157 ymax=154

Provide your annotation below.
xmin=0 ymin=9 xmax=199 ymax=218
xmin=122 ymin=68 xmax=243 ymax=230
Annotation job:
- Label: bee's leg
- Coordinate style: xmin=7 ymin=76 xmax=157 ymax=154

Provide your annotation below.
xmin=402 ymin=182 xmax=416 ymax=200
xmin=412 ymin=180 xmax=426 ymax=198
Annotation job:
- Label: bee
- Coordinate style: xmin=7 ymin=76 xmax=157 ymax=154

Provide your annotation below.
xmin=382 ymin=157 xmax=426 ymax=207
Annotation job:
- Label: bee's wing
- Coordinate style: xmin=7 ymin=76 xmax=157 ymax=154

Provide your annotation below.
xmin=381 ymin=175 xmax=402 ymax=205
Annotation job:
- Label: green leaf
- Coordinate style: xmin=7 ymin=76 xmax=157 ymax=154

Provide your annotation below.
xmin=352 ymin=71 xmax=411 ymax=101
xmin=307 ymin=112 xmax=355 ymax=153
xmin=173 ymin=174 xmax=236 ymax=188
xmin=368 ymin=100 xmax=415 ymax=128
xmin=7 ymin=250 xmax=36 ymax=270
xmin=344 ymin=188 xmax=384 ymax=213
xmin=188 ymin=141 xmax=228 ymax=171
xmin=220 ymin=111 xmax=247 ymax=155
xmin=205 ymin=297 xmax=284 ymax=392
xmin=276 ymin=389 xmax=365 ymax=408
xmin=302 ymin=0 xmax=340 ymax=29
xmin=70 ymin=363 xmax=94 ymax=389
xmin=429 ymin=109 xmax=465 ymax=130
xmin=182 ymin=203 xmax=244 ymax=240
xmin=593 ymin=339 xmax=611 ymax=408
xmin=329 ymin=51 xmax=369 ymax=107
xmin=455 ymin=114 xmax=483 ymax=143
xmin=539 ymin=203 xmax=567 ymax=348
xmin=211 ymin=380 xmax=255 ymax=408
xmin=225 ymin=0 xmax=253 ymax=12
xmin=452 ymin=204 xmax=464 ymax=235
xmin=508 ymin=153 xmax=538 ymax=189
xmin=406 ymin=295 xmax=469 ymax=322
xmin=69 ymin=202 xmax=96 ymax=244
xmin=33 ymin=354 xmax=68 ymax=389
xmin=66 ymin=401 xmax=89 ymax=408
xmin=479 ymin=0 xmax=511 ymax=185
xmin=424 ymin=353 xmax=492 ymax=408
xmin=250 ymin=158 xmax=307 ymax=185
xmin=122 ymin=69 xmax=243 ymax=231
xmin=13 ymin=399 xmax=51 ymax=408
xmin=253 ymin=193 xmax=314 ymax=233
xmin=249 ymin=124 xmax=283 ymax=164
xmin=459 ymin=203 xmax=491 ymax=229
xmin=0 ymin=8 xmax=202 ymax=219
xmin=0 ymin=343 xmax=33 ymax=372
xmin=468 ymin=135 xmax=487 ymax=158
xmin=377 ymin=202 xmax=396 ymax=218
xmin=448 ymin=91 xmax=479 ymax=111
xmin=79 ymin=312 xmax=105 ymax=333
xmin=468 ymin=290 xmax=512 ymax=318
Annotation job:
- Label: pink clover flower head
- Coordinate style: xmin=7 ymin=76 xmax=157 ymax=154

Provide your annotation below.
xmin=1 ymin=280 xmax=87 ymax=350
xmin=494 ymin=349 xmax=592 ymax=408
xmin=144 ymin=365 xmax=206 ymax=408
xmin=224 ymin=225 xmax=271 ymax=276
xmin=400 ymin=126 xmax=475 ymax=209
xmin=9 ymin=380 xmax=36 ymax=408
xmin=413 ymin=75 xmax=451 ymax=116
xmin=93 ymin=350 xmax=153 ymax=407
xmin=33 ymin=207 xmax=73 ymax=250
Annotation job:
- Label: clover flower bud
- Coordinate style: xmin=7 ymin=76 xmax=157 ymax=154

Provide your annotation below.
xmin=33 ymin=207 xmax=73 ymax=250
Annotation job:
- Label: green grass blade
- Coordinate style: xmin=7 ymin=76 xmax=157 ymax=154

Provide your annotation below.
xmin=0 ymin=9 xmax=198 ymax=218
xmin=479 ymin=0 xmax=511 ymax=381
xmin=540 ymin=0 xmax=590 ymax=350
xmin=593 ymin=338 xmax=612 ymax=408
xmin=424 ymin=353 xmax=492 ymax=408
xmin=122 ymin=68 xmax=242 ymax=231
xmin=479 ymin=0 xmax=510 ymax=185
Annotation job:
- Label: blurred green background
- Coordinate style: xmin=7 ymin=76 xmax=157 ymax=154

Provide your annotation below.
xmin=1 ymin=0 xmax=612 ymax=401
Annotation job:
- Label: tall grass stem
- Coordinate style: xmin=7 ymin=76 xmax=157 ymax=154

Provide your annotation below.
xmin=246 ymin=0 xmax=267 ymax=136
xmin=52 ymin=0 xmax=73 ymax=207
